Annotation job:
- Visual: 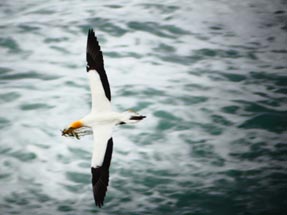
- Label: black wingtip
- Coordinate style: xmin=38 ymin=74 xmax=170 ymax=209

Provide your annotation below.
xmin=130 ymin=115 xmax=146 ymax=120
xmin=86 ymin=28 xmax=104 ymax=73
xmin=91 ymin=167 xmax=109 ymax=208
xmin=91 ymin=139 xmax=113 ymax=208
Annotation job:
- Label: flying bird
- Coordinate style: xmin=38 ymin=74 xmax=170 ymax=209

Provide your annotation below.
xmin=62 ymin=29 xmax=146 ymax=207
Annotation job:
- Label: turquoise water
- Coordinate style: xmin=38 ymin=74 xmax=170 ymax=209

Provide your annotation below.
xmin=0 ymin=0 xmax=286 ymax=214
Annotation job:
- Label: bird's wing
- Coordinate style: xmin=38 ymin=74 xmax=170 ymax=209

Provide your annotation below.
xmin=86 ymin=29 xmax=111 ymax=113
xmin=91 ymin=125 xmax=113 ymax=207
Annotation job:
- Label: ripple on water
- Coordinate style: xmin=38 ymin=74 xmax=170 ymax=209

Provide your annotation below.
xmin=0 ymin=117 xmax=10 ymax=129
xmin=0 ymin=0 xmax=286 ymax=214
xmin=0 ymin=37 xmax=21 ymax=52
xmin=127 ymin=21 xmax=189 ymax=38
xmin=0 ymin=92 xmax=21 ymax=103
xmin=65 ymin=171 xmax=90 ymax=184
xmin=9 ymin=150 xmax=37 ymax=162
xmin=20 ymin=102 xmax=54 ymax=110
xmin=239 ymin=112 xmax=287 ymax=133
xmin=79 ymin=17 xmax=128 ymax=37
xmin=0 ymin=71 xmax=59 ymax=81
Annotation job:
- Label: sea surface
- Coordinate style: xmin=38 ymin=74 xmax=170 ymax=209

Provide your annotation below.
xmin=0 ymin=0 xmax=286 ymax=214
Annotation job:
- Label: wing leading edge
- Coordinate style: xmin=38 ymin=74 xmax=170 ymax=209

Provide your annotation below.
xmin=86 ymin=29 xmax=111 ymax=101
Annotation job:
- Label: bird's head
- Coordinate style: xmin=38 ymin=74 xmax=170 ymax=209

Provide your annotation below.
xmin=62 ymin=120 xmax=84 ymax=139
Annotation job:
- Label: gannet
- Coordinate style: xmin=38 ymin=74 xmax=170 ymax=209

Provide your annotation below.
xmin=62 ymin=29 xmax=145 ymax=207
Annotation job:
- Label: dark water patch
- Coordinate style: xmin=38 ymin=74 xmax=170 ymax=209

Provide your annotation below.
xmin=273 ymin=66 xmax=287 ymax=70
xmin=274 ymin=142 xmax=287 ymax=161
xmin=29 ymin=8 xmax=55 ymax=15
xmin=271 ymin=49 xmax=287 ymax=53
xmin=127 ymin=21 xmax=188 ymax=38
xmin=0 ymin=66 xmax=12 ymax=75
xmin=0 ymin=173 xmax=10 ymax=180
xmin=0 ymin=37 xmax=21 ymax=52
xmin=140 ymin=174 xmax=170 ymax=188
xmin=68 ymin=147 xmax=90 ymax=160
xmin=154 ymin=110 xmax=179 ymax=120
xmin=180 ymin=96 xmax=208 ymax=105
xmin=221 ymin=73 xmax=247 ymax=82
xmin=141 ymin=3 xmax=179 ymax=14
xmin=131 ymin=132 xmax=163 ymax=145
xmin=221 ymin=168 xmax=287 ymax=214
xmin=183 ymin=83 xmax=210 ymax=91
xmin=105 ymin=4 xmax=123 ymax=9
xmin=157 ymin=119 xmax=175 ymax=131
xmin=154 ymin=110 xmax=185 ymax=131
xmin=230 ymin=143 xmax=271 ymax=161
xmin=191 ymin=142 xmax=225 ymax=166
xmin=64 ymin=63 xmax=81 ymax=69
xmin=64 ymin=184 xmax=85 ymax=193
xmin=4 ymin=192 xmax=29 ymax=206
xmin=210 ymin=25 xmax=224 ymax=31
xmin=20 ymin=103 xmax=54 ymax=111
xmin=50 ymin=45 xmax=69 ymax=54
xmin=259 ymin=97 xmax=284 ymax=108
xmin=211 ymin=115 xmax=233 ymax=126
xmin=154 ymin=43 xmax=176 ymax=53
xmin=249 ymin=71 xmax=287 ymax=87
xmin=201 ymin=123 xmax=223 ymax=136
xmin=0 ymin=117 xmax=10 ymax=129
xmin=274 ymin=10 xmax=286 ymax=14
xmin=65 ymin=80 xmax=85 ymax=88
xmin=28 ymin=189 xmax=51 ymax=203
xmin=78 ymin=161 xmax=90 ymax=168
xmin=56 ymin=154 xmax=70 ymax=164
xmin=232 ymin=99 xmax=286 ymax=114
xmin=121 ymin=87 xmax=165 ymax=98
xmin=81 ymin=17 xmax=128 ymax=37
xmin=0 ymin=92 xmax=21 ymax=103
xmin=192 ymin=49 xmax=241 ymax=59
xmin=0 ymin=71 xmax=59 ymax=81
xmin=65 ymin=171 xmax=90 ymax=184
xmin=18 ymin=23 xmax=41 ymax=32
xmin=105 ymin=51 xmax=142 ymax=59
xmin=230 ymin=138 xmax=255 ymax=146
xmin=156 ymin=53 xmax=193 ymax=65
xmin=221 ymin=105 xmax=240 ymax=114
xmin=130 ymin=101 xmax=152 ymax=111
xmin=57 ymin=204 xmax=74 ymax=212
xmin=9 ymin=151 xmax=37 ymax=162
xmin=44 ymin=37 xmax=69 ymax=43
xmin=239 ymin=112 xmax=287 ymax=133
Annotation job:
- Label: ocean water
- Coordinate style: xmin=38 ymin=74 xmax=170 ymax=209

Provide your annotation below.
xmin=0 ymin=0 xmax=286 ymax=214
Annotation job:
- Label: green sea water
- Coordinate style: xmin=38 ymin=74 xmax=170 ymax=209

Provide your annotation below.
xmin=0 ymin=0 xmax=286 ymax=214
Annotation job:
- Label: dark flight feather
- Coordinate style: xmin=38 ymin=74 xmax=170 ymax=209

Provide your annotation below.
xmin=91 ymin=138 xmax=113 ymax=207
xmin=86 ymin=29 xmax=111 ymax=101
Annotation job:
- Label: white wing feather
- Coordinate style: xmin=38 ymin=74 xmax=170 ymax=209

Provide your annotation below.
xmin=91 ymin=125 xmax=113 ymax=167
xmin=88 ymin=70 xmax=111 ymax=113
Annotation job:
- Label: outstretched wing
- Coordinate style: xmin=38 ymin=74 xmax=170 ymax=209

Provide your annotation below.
xmin=86 ymin=29 xmax=111 ymax=112
xmin=91 ymin=125 xmax=113 ymax=207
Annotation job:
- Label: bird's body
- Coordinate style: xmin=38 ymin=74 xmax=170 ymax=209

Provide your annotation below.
xmin=62 ymin=29 xmax=145 ymax=207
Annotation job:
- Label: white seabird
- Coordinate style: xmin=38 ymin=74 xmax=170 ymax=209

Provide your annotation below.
xmin=62 ymin=29 xmax=146 ymax=207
